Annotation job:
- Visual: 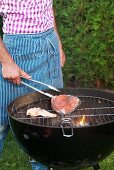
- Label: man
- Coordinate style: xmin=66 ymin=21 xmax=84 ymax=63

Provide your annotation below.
xmin=0 ymin=0 xmax=66 ymax=169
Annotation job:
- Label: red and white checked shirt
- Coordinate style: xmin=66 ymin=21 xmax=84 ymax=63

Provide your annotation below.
xmin=0 ymin=0 xmax=54 ymax=34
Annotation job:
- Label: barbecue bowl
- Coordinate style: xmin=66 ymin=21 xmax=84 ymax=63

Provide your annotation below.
xmin=8 ymin=88 xmax=114 ymax=170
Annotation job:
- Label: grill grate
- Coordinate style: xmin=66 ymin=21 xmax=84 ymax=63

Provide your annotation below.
xmin=12 ymin=95 xmax=114 ymax=127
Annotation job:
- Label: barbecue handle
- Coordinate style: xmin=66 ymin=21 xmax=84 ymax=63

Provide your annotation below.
xmin=21 ymin=76 xmax=60 ymax=92
xmin=21 ymin=81 xmax=53 ymax=98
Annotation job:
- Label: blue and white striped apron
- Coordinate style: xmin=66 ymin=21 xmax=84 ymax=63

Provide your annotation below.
xmin=0 ymin=28 xmax=63 ymax=126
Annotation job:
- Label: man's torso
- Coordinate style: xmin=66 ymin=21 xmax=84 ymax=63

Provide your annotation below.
xmin=0 ymin=0 xmax=54 ymax=34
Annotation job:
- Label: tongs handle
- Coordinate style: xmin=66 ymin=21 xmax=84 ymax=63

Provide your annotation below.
xmin=21 ymin=76 xmax=60 ymax=92
xmin=21 ymin=81 xmax=53 ymax=98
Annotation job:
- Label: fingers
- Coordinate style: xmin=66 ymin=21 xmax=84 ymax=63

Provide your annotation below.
xmin=7 ymin=71 xmax=31 ymax=85
xmin=59 ymin=48 xmax=66 ymax=67
xmin=61 ymin=53 xmax=66 ymax=67
xmin=12 ymin=79 xmax=19 ymax=85
xmin=3 ymin=72 xmax=20 ymax=85
xmin=13 ymin=78 xmax=20 ymax=85
xmin=62 ymin=56 xmax=66 ymax=67
xmin=20 ymin=70 xmax=31 ymax=79
xmin=8 ymin=76 xmax=21 ymax=85
xmin=12 ymin=71 xmax=31 ymax=84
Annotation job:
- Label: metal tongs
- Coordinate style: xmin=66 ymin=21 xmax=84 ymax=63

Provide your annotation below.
xmin=21 ymin=76 xmax=81 ymax=114
xmin=21 ymin=76 xmax=59 ymax=98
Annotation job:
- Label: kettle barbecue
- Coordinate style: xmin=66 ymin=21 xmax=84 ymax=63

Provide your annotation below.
xmin=8 ymin=88 xmax=114 ymax=170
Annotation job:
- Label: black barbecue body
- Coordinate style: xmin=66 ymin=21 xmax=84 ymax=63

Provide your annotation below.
xmin=8 ymin=88 xmax=114 ymax=170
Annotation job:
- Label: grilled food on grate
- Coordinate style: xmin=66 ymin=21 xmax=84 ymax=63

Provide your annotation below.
xmin=26 ymin=107 xmax=57 ymax=118
xmin=51 ymin=94 xmax=80 ymax=114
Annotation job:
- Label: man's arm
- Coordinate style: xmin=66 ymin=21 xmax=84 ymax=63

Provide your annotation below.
xmin=53 ymin=8 xmax=66 ymax=67
xmin=0 ymin=37 xmax=14 ymax=64
xmin=0 ymin=37 xmax=30 ymax=84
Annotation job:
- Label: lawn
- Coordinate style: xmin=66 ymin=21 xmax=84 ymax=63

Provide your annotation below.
xmin=0 ymin=131 xmax=114 ymax=170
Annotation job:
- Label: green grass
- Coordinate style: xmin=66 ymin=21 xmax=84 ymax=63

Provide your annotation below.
xmin=0 ymin=131 xmax=114 ymax=170
xmin=0 ymin=131 xmax=31 ymax=170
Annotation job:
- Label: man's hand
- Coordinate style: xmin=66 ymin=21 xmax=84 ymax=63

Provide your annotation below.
xmin=2 ymin=61 xmax=31 ymax=84
xmin=0 ymin=37 xmax=31 ymax=84
xmin=52 ymin=8 xmax=66 ymax=67
xmin=59 ymin=45 xmax=66 ymax=67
